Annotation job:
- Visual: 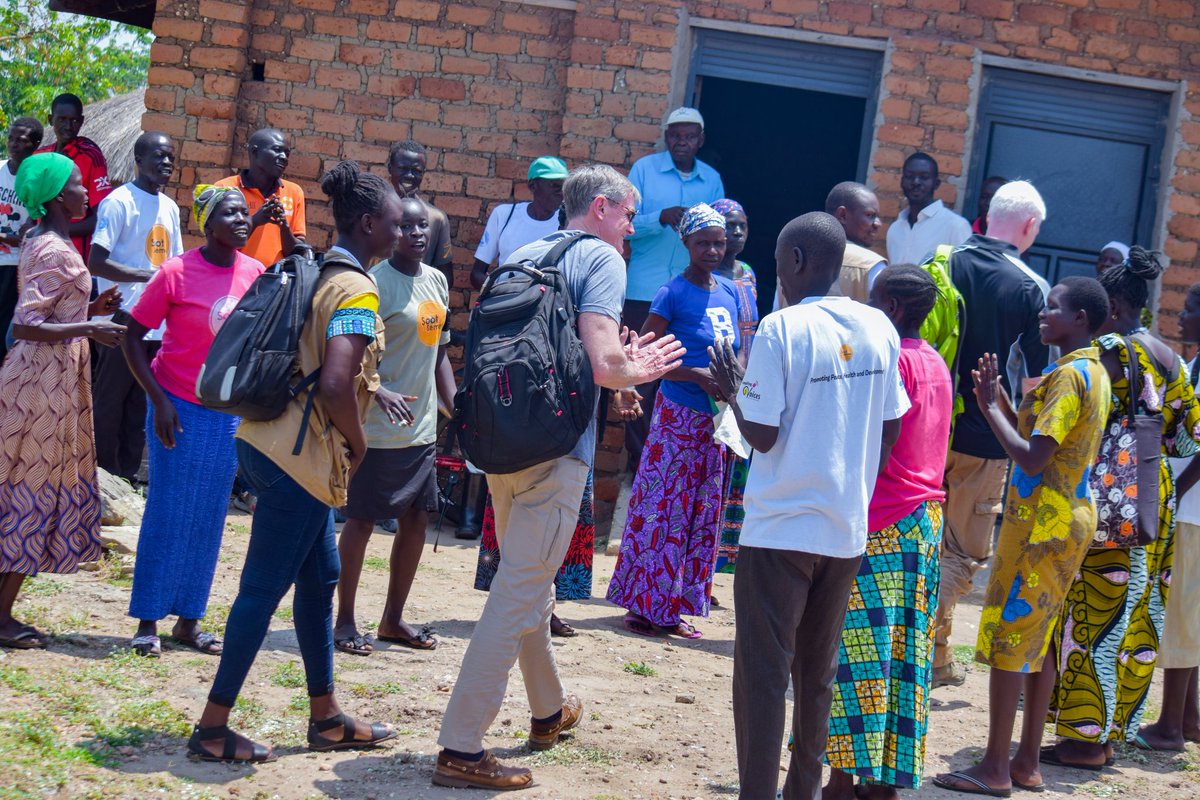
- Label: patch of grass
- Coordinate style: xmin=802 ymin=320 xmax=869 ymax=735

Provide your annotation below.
xmin=271 ymin=660 xmax=305 ymax=689
xmin=22 ymin=577 xmax=66 ymax=597
xmin=530 ymin=741 xmax=617 ymax=766
xmin=623 ymin=661 xmax=656 ymax=677
xmin=347 ymin=680 xmax=406 ymax=699
xmin=231 ymin=695 xmax=266 ymax=729
xmin=226 ymin=521 xmax=251 ymax=535
xmin=0 ymin=710 xmax=105 ymax=794
xmin=87 ymin=698 xmax=191 ymax=749
xmin=79 ymin=649 xmax=169 ymax=691
xmin=273 ymin=605 xmax=294 ymax=622
xmin=204 ymin=603 xmax=232 ymax=636
xmin=287 ymin=694 xmax=309 ymax=714
xmin=363 ymin=555 xmax=390 ymax=571
xmin=95 ymin=552 xmax=133 ymax=588
xmin=952 ymin=644 xmax=975 ymax=667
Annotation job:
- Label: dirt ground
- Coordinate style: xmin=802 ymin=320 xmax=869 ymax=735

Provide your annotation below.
xmin=2 ymin=511 xmax=1197 ymax=800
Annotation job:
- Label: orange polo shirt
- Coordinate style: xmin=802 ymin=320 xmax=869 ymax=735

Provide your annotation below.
xmin=215 ymin=173 xmax=306 ymax=267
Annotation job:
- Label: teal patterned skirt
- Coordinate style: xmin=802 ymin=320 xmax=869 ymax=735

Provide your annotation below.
xmin=823 ymin=501 xmax=944 ymax=788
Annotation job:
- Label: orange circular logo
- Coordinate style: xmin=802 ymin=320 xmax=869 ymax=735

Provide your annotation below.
xmin=839 ymin=343 xmax=854 ymax=361
xmin=145 ymin=223 xmax=171 ymax=266
xmin=416 ymin=299 xmax=446 ymax=347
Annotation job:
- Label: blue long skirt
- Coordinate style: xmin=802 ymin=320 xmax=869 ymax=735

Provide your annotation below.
xmin=127 ymin=391 xmax=239 ymax=621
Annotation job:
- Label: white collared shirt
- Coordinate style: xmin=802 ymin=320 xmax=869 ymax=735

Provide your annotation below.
xmin=885 ymin=199 xmax=972 ymax=266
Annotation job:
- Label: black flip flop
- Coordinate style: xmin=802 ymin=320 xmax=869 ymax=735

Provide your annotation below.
xmin=334 ymin=633 xmax=374 ymax=656
xmin=1038 ymin=744 xmax=1106 ymax=771
xmin=376 ymin=625 xmax=437 ymax=650
xmin=1012 ymin=777 xmax=1046 ymax=793
xmin=0 ymin=626 xmax=47 ymax=650
xmin=932 ymin=772 xmax=1012 ymax=797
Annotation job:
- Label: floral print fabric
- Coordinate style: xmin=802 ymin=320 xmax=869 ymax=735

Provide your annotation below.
xmin=976 ymin=347 xmax=1112 ymax=672
xmin=1051 ymin=334 xmax=1200 ymax=742
xmin=606 ymin=393 xmax=725 ymax=626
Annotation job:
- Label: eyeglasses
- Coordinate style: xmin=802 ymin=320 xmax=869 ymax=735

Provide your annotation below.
xmin=604 ymin=198 xmax=636 ymax=222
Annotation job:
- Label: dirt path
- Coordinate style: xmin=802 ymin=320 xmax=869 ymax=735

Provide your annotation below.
xmin=1 ymin=514 xmax=1196 ymax=799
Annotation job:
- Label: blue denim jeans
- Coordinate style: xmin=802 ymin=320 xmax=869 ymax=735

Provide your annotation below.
xmin=208 ymin=441 xmax=340 ymax=708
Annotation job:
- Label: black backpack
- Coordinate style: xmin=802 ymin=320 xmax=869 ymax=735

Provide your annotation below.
xmin=455 ymin=232 xmax=597 ymax=474
xmin=196 ymin=247 xmax=323 ymax=434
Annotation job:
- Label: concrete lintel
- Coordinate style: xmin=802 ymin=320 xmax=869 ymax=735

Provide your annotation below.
xmin=689 ymin=17 xmax=888 ymax=53
xmin=504 ymin=0 xmax=579 ymax=11
xmin=980 ymin=53 xmax=1180 ymax=94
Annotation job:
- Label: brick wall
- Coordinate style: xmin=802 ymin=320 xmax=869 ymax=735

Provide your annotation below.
xmin=144 ymin=0 xmax=1200 ymax=526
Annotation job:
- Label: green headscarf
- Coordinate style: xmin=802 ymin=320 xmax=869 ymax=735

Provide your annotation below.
xmin=192 ymin=184 xmax=244 ymax=232
xmin=14 ymin=152 xmax=75 ymax=219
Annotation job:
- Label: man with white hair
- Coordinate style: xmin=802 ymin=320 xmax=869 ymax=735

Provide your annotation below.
xmin=930 ymin=180 xmax=1052 ymax=688
xmin=433 ymin=165 xmax=685 ymax=791
xmin=622 ymin=107 xmax=725 ymax=470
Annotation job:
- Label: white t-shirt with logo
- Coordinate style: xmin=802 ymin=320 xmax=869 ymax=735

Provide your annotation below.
xmin=473 ymin=202 xmax=561 ymax=267
xmin=0 ymin=160 xmax=31 ymax=266
xmin=91 ymin=183 xmax=184 ymax=340
xmin=738 ymin=296 xmax=910 ymax=558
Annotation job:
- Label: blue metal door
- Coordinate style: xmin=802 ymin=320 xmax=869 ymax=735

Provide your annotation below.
xmin=969 ymin=68 xmax=1170 ymax=283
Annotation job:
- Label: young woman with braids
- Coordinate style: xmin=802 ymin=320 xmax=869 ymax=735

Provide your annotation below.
xmin=187 ymin=161 xmax=404 ymax=763
xmin=1043 ymin=248 xmax=1200 ymax=768
xmin=823 ymin=266 xmax=953 ymax=800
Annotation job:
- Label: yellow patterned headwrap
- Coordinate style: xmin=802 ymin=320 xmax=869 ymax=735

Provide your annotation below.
xmin=192 ymin=184 xmax=243 ymax=231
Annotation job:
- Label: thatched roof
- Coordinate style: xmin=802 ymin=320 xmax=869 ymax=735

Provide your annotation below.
xmin=82 ymin=88 xmax=145 ymax=186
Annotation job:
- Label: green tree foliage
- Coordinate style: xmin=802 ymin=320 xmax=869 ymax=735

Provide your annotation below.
xmin=0 ymin=0 xmax=150 ymax=130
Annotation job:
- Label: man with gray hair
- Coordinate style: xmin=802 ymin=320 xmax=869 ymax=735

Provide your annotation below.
xmin=433 ymin=164 xmax=685 ymax=791
xmin=930 ymin=179 xmax=1051 ymax=688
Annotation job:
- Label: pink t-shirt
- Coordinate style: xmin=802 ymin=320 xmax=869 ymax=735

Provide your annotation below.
xmin=868 ymin=338 xmax=954 ymax=531
xmin=131 ymin=248 xmax=265 ymax=404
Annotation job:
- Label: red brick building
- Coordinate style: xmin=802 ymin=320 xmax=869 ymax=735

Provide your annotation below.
xmin=60 ymin=0 xmax=1200 ymax=527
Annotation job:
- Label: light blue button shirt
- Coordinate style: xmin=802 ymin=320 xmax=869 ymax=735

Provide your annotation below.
xmin=626 ymin=150 xmax=725 ymax=302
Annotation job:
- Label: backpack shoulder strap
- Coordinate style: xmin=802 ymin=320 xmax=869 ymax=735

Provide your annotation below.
xmin=536 ymin=231 xmax=598 ymax=272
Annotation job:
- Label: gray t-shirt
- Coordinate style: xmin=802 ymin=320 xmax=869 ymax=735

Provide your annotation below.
xmin=508 ymin=230 xmax=626 ymax=467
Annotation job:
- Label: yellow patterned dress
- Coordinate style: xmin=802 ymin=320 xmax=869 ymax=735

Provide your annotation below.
xmin=1050 ymin=334 xmax=1200 ymax=743
xmin=976 ymin=347 xmax=1112 ymax=673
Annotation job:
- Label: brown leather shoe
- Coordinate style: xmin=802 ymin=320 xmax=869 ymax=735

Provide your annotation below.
xmin=528 ymin=693 xmax=582 ymax=751
xmin=432 ymin=749 xmax=533 ymax=790
xmin=932 ymin=662 xmax=967 ymax=688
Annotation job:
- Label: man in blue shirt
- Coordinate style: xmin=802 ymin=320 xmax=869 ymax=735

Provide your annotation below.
xmin=623 ymin=107 xmax=724 ymax=470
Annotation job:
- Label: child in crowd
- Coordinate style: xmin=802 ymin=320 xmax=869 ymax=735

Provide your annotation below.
xmin=824 ymin=265 xmax=953 ymax=800
xmin=935 ymin=276 xmax=1112 ymax=796
xmin=334 ymin=196 xmax=455 ymax=656
xmin=607 ymin=202 xmax=744 ymax=639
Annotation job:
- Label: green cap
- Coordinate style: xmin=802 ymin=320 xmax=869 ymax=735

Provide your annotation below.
xmin=528 ymin=156 xmax=568 ymax=181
